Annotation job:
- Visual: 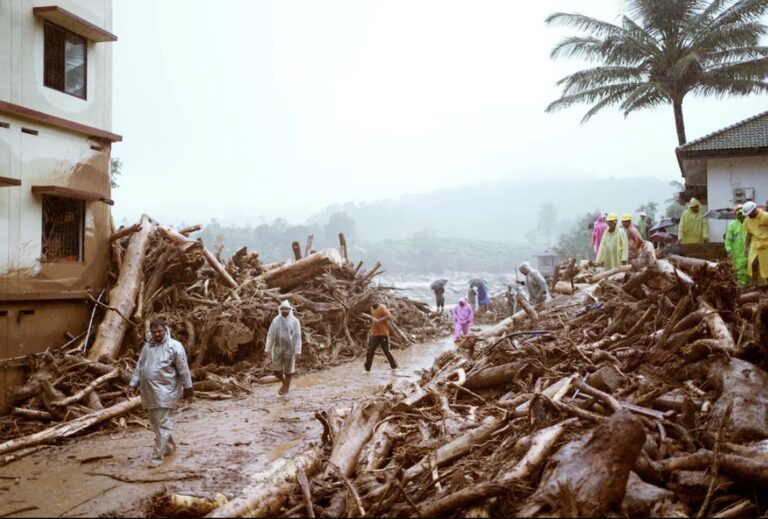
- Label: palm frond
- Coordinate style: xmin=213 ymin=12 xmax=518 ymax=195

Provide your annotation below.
xmin=546 ymin=83 xmax=642 ymax=114
xmin=545 ymin=12 xmax=626 ymax=38
xmin=556 ymin=66 xmax=647 ymax=94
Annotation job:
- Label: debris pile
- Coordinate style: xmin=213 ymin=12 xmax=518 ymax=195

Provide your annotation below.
xmin=0 ymin=215 xmax=445 ymax=458
xmin=214 ymin=254 xmax=768 ymax=518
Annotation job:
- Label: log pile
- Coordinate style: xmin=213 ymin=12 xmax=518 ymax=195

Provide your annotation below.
xmin=229 ymin=254 xmax=768 ymax=518
xmin=1 ymin=215 xmax=445 ymax=454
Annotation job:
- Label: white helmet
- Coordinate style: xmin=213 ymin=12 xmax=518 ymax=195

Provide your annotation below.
xmin=743 ymin=201 xmax=758 ymax=216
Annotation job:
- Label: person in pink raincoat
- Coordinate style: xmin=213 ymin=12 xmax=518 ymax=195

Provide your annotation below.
xmin=591 ymin=214 xmax=607 ymax=254
xmin=452 ymin=297 xmax=474 ymax=339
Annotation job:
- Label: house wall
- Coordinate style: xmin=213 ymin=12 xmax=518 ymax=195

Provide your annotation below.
xmin=0 ymin=0 xmax=114 ymax=412
xmin=0 ymin=0 xmax=113 ymax=130
xmin=707 ymin=156 xmax=768 ymax=243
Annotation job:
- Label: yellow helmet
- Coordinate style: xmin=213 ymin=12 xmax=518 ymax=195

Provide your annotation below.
xmin=606 ymin=213 xmax=618 ymax=222
xmin=621 ymin=213 xmax=632 ymax=222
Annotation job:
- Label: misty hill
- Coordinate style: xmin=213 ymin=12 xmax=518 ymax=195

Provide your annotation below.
xmin=359 ymin=233 xmax=538 ymax=274
xmin=308 ymin=176 xmax=677 ymax=243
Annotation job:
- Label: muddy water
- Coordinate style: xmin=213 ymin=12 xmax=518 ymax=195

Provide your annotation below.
xmin=0 ymin=334 xmax=459 ymax=517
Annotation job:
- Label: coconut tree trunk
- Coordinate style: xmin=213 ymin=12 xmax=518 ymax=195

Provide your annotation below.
xmin=673 ymin=98 xmax=687 ymax=145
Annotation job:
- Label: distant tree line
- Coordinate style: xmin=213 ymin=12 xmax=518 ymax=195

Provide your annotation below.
xmin=194 ymin=214 xmax=537 ymax=274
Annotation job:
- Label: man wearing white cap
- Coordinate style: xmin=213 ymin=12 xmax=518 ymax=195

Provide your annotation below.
xmin=265 ymin=300 xmax=302 ymax=395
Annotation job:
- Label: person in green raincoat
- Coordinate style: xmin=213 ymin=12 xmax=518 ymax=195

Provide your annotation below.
xmin=678 ymin=198 xmax=709 ymax=244
xmin=596 ymin=213 xmax=628 ymax=270
xmin=725 ymin=206 xmax=749 ymax=286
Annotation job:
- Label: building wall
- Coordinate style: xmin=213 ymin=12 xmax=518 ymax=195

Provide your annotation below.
xmin=0 ymin=0 xmax=113 ymax=130
xmin=707 ymin=156 xmax=768 ymax=243
xmin=0 ymin=118 xmax=112 ymax=294
xmin=0 ymin=0 xmax=115 ymax=411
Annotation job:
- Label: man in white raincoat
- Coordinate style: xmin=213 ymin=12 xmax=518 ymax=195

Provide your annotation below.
xmin=266 ymin=300 xmax=302 ymax=396
xmin=128 ymin=319 xmax=193 ymax=468
xmin=519 ymin=262 xmax=550 ymax=306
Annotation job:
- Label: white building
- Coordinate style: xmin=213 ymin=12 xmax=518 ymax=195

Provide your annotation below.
xmin=0 ymin=1 xmax=119 ymax=410
xmin=677 ymin=110 xmax=768 ymax=243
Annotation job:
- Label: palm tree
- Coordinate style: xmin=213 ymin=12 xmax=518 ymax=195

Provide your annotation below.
xmin=546 ymin=0 xmax=768 ymax=145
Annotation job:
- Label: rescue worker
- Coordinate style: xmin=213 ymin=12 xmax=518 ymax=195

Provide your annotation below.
xmin=678 ymin=198 xmax=709 ymax=244
xmin=742 ymin=201 xmax=768 ymax=289
xmin=637 ymin=212 xmax=650 ymax=240
xmin=621 ymin=213 xmax=644 ymax=260
xmin=452 ymin=297 xmax=475 ymax=339
xmin=519 ymin=262 xmax=549 ymax=306
xmin=725 ymin=206 xmax=749 ymax=286
xmin=265 ymin=300 xmax=302 ymax=396
xmin=596 ymin=213 xmax=628 ymax=269
xmin=128 ymin=320 xmax=193 ymax=468
xmin=364 ymin=299 xmax=398 ymax=372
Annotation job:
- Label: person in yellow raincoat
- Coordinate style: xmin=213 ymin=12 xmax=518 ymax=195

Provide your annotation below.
xmin=678 ymin=198 xmax=709 ymax=244
xmin=596 ymin=213 xmax=628 ymax=269
xmin=724 ymin=206 xmax=748 ymax=286
xmin=742 ymin=201 xmax=768 ymax=288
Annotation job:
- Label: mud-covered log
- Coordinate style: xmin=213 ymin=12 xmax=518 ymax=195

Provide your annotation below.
xmin=499 ymin=420 xmax=573 ymax=481
xmin=699 ymin=300 xmax=736 ymax=353
xmin=160 ymin=225 xmax=238 ymax=288
xmin=207 ymin=444 xmax=322 ymax=518
xmin=465 ymin=361 xmax=528 ymax=390
xmin=260 ymin=249 xmax=345 ymax=291
xmin=357 ymin=420 xmax=398 ymax=473
xmin=291 ymin=241 xmax=302 ymax=260
xmin=668 ymin=254 xmax=718 ymax=271
xmin=12 ymin=408 xmax=53 ymax=421
xmin=586 ymin=365 xmax=623 ymax=393
xmin=622 ymin=472 xmax=674 ymax=517
xmin=51 ymin=369 xmax=119 ymax=407
xmin=88 ymin=215 xmax=154 ymax=361
xmin=519 ymin=410 xmax=645 ymax=517
xmin=0 ymin=397 xmax=141 ymax=456
xmin=590 ymin=265 xmax=632 ymax=282
xmin=518 ymin=296 xmax=538 ymax=321
xmin=109 ymin=223 xmax=141 ymax=242
xmin=403 ymin=416 xmax=503 ymax=483
xmin=328 ymin=400 xmax=384 ymax=478
xmin=707 ymin=358 xmax=768 ymax=442
xmin=419 ymin=482 xmax=506 ymax=518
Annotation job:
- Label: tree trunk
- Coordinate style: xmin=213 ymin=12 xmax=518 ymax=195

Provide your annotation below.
xmin=519 ymin=410 xmax=646 ymax=517
xmin=160 ymin=226 xmax=238 ymax=288
xmin=260 ymin=249 xmax=345 ymax=291
xmin=673 ymin=98 xmax=687 ymax=145
xmin=403 ymin=417 xmax=503 ymax=483
xmin=707 ymin=358 xmax=768 ymax=442
xmin=0 ymin=397 xmax=141 ymax=456
xmin=88 ymin=215 xmax=154 ymax=361
xmin=292 ymin=241 xmax=302 ymax=260
xmin=465 ymin=361 xmax=531 ymax=390
xmin=206 ymin=444 xmax=322 ymax=518
xmin=329 ymin=400 xmax=384 ymax=478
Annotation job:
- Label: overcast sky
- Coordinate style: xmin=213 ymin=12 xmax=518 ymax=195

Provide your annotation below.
xmin=111 ymin=0 xmax=768 ymax=226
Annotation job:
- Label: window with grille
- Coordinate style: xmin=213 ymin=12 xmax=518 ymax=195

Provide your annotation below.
xmin=44 ymin=22 xmax=87 ymax=99
xmin=42 ymin=195 xmax=84 ymax=262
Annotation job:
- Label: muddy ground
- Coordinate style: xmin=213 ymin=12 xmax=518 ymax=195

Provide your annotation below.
xmin=0 ymin=335 xmax=459 ymax=518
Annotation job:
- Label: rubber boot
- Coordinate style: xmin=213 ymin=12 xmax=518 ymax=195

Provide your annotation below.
xmin=274 ymin=371 xmax=285 ymax=395
xmin=282 ymin=374 xmax=292 ymax=395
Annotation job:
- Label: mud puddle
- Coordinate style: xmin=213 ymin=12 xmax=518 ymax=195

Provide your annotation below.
xmin=0 ymin=334 xmax=460 ymax=517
